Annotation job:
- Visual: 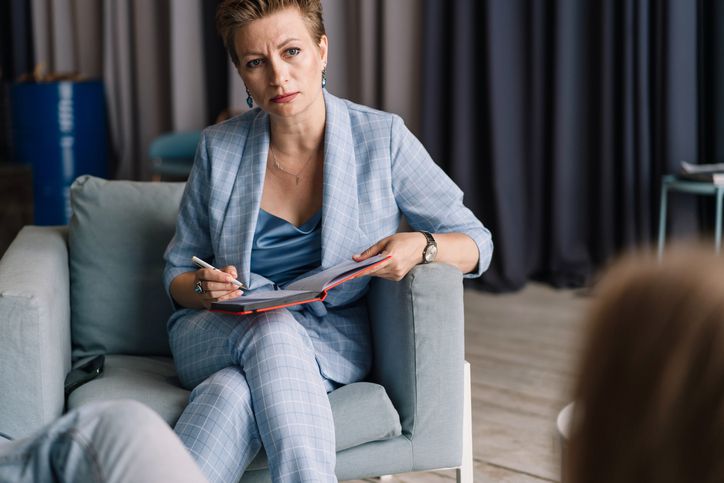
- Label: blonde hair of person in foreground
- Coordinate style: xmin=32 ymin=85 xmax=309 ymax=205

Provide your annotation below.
xmin=566 ymin=245 xmax=724 ymax=483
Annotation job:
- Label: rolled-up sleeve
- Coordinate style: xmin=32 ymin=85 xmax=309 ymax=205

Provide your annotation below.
xmin=389 ymin=115 xmax=493 ymax=278
xmin=163 ymin=132 xmax=214 ymax=303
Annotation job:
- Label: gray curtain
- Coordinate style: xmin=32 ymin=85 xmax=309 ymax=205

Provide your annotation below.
xmin=422 ymin=0 xmax=724 ymax=291
xmin=30 ymin=0 xmax=210 ymax=180
xmin=322 ymin=0 xmax=422 ymax=136
xmin=17 ymin=0 xmax=724 ymax=291
xmin=26 ymin=0 xmax=422 ymax=179
xmin=1 ymin=0 xmax=35 ymax=161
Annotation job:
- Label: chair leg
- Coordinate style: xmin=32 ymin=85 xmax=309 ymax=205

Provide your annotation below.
xmin=456 ymin=361 xmax=473 ymax=483
xmin=658 ymin=183 xmax=668 ymax=260
xmin=715 ymin=188 xmax=724 ymax=254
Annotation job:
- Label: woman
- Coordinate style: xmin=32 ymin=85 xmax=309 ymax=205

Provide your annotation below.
xmin=566 ymin=246 xmax=724 ymax=483
xmin=164 ymin=1 xmax=492 ymax=481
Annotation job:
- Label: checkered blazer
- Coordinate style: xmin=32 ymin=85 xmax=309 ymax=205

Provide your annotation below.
xmin=163 ymin=91 xmax=492 ymax=383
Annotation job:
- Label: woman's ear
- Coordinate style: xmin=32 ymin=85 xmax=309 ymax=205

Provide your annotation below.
xmin=318 ymin=35 xmax=328 ymax=65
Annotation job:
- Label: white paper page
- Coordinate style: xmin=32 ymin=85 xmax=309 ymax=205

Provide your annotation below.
xmin=213 ymin=289 xmax=312 ymax=306
xmin=681 ymin=160 xmax=724 ymax=174
xmin=286 ymin=254 xmax=387 ymax=292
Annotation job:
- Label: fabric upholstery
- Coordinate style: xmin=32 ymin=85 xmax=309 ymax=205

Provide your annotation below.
xmin=243 ymin=436 xmax=415 ymax=483
xmin=0 ymin=178 xmax=467 ymax=480
xmin=368 ymin=263 xmax=465 ymax=470
xmin=0 ymin=226 xmax=71 ymax=439
xmin=68 ymin=176 xmax=184 ymax=358
xmin=328 ymin=382 xmax=402 ymax=451
xmin=66 ymin=355 xmax=402 ymax=473
xmin=66 ymin=356 xmax=189 ymax=425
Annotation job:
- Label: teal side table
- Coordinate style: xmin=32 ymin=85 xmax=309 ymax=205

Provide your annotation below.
xmin=149 ymin=130 xmax=201 ymax=180
xmin=658 ymin=174 xmax=724 ymax=258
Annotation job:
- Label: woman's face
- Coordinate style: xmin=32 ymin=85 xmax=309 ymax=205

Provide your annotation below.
xmin=234 ymin=8 xmax=328 ymax=119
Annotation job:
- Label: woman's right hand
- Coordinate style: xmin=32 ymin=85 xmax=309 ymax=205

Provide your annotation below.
xmin=193 ymin=266 xmax=244 ymax=309
xmin=171 ymin=266 xmax=243 ymax=310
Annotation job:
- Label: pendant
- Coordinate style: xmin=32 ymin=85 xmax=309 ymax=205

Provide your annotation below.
xmin=295 ymin=176 xmax=300 ymax=185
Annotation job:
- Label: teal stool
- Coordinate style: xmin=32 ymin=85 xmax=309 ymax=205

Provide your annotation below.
xmin=149 ymin=131 xmax=201 ymax=180
xmin=658 ymin=174 xmax=724 ymax=258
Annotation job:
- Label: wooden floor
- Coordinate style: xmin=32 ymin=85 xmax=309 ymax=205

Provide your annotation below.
xmin=346 ymin=283 xmax=590 ymax=483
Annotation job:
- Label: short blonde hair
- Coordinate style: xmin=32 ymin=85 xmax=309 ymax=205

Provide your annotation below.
xmin=216 ymin=0 xmax=326 ymax=67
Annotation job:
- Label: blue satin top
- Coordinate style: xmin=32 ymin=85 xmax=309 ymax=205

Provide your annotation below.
xmin=250 ymin=209 xmax=322 ymax=286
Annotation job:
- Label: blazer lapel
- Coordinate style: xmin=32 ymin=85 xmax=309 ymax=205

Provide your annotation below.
xmin=217 ymin=110 xmax=269 ymax=288
xmin=218 ymin=93 xmax=363 ymax=284
xmin=321 ymin=91 xmax=364 ymax=268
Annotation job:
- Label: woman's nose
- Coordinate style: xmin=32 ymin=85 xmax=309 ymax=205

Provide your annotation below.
xmin=268 ymin=59 xmax=288 ymax=86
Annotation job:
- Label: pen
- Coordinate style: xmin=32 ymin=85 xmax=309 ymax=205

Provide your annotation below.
xmin=192 ymin=256 xmax=246 ymax=289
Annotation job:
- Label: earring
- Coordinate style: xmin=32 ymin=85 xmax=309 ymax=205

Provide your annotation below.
xmin=246 ymin=88 xmax=253 ymax=108
xmin=322 ymin=67 xmax=327 ymax=89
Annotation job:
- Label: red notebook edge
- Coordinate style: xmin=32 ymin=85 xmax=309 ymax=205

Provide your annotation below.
xmin=321 ymin=254 xmax=392 ymax=291
xmin=210 ymin=255 xmax=392 ymax=316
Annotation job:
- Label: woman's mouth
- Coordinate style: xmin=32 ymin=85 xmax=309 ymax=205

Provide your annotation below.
xmin=271 ymin=92 xmax=299 ymax=103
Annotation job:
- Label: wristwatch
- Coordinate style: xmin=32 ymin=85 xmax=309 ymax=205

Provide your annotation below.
xmin=420 ymin=231 xmax=438 ymax=264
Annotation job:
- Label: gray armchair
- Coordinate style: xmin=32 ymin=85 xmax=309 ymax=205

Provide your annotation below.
xmin=0 ymin=176 xmax=472 ymax=482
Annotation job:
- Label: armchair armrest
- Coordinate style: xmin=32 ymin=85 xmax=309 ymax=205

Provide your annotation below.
xmin=367 ymin=263 xmax=464 ymax=470
xmin=0 ymin=226 xmax=71 ymax=438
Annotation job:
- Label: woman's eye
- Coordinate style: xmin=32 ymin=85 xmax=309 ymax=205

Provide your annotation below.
xmin=286 ymin=48 xmax=301 ymax=57
xmin=246 ymin=58 xmax=263 ymax=68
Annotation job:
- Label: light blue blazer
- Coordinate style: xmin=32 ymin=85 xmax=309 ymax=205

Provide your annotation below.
xmin=164 ymin=91 xmax=493 ymax=385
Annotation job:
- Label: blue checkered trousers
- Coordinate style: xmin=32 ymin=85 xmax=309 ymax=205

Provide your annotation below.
xmin=163 ymin=91 xmax=493 ymax=482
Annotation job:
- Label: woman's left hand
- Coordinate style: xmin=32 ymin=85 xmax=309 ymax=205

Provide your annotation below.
xmin=352 ymin=232 xmax=427 ymax=281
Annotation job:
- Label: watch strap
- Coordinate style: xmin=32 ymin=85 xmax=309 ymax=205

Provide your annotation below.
xmin=420 ymin=231 xmax=435 ymax=245
xmin=420 ymin=231 xmax=436 ymax=263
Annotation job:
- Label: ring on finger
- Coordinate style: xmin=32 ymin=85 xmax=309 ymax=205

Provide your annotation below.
xmin=194 ymin=280 xmax=204 ymax=295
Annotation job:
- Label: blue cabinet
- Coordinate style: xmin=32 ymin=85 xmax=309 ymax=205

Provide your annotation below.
xmin=11 ymin=81 xmax=108 ymax=225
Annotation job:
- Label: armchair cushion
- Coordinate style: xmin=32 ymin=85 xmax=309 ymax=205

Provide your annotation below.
xmin=67 ymin=356 xmax=401 ymax=469
xmin=328 ymin=382 xmax=402 ymax=451
xmin=68 ymin=176 xmax=184 ymax=359
xmin=67 ymin=356 xmax=189 ymax=424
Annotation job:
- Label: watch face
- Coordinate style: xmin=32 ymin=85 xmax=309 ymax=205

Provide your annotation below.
xmin=424 ymin=244 xmax=438 ymax=263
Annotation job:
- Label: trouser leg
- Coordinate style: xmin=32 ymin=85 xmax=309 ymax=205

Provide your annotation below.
xmin=174 ymin=367 xmax=261 ymax=483
xmin=0 ymin=400 xmax=207 ymax=483
xmin=170 ymin=310 xmax=336 ymax=483
xmin=229 ymin=311 xmax=336 ymax=482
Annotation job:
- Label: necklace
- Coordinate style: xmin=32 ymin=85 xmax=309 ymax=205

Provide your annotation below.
xmin=269 ymin=145 xmax=317 ymax=185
